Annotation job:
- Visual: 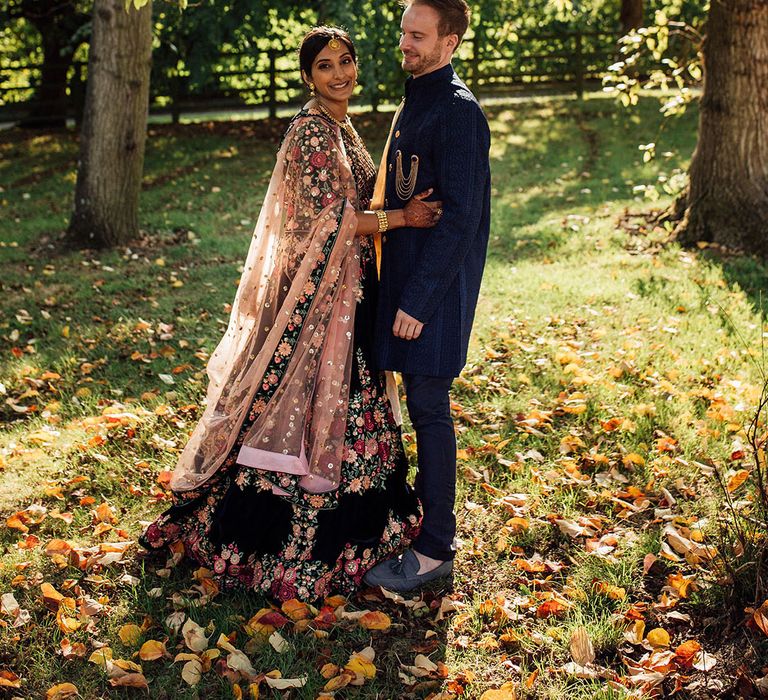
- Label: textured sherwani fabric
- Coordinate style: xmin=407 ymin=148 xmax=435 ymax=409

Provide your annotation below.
xmin=374 ymin=64 xmax=491 ymax=378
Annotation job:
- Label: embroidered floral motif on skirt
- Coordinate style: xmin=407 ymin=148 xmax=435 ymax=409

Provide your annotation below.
xmin=140 ymin=112 xmax=421 ymax=602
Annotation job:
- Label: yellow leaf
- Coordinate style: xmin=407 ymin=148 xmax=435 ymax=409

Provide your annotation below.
xmin=594 ymin=581 xmax=626 ymax=600
xmin=359 ymin=611 xmax=391 ymax=631
xmin=324 ymin=673 xmax=353 ymax=691
xmin=646 ymin=627 xmax=670 ymax=648
xmin=61 ymin=325 xmax=70 ymax=338
xmin=480 ymin=682 xmax=517 ymax=699
xmin=505 ymin=517 xmax=529 ymax=533
xmin=46 ymin=683 xmax=79 ymax=699
xmin=139 ymin=639 xmax=167 ymax=661
xmin=344 ymin=647 xmax=376 ymax=679
xmin=118 ymin=623 xmax=142 ymax=647
xmin=88 ymin=648 xmax=113 ymax=668
xmin=56 ymin=599 xmax=81 ymax=633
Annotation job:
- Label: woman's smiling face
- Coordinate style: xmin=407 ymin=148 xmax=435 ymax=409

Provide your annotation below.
xmin=305 ymin=43 xmax=358 ymax=103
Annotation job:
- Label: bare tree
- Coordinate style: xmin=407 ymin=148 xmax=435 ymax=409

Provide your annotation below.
xmin=67 ymin=0 xmax=152 ymax=248
xmin=674 ymin=0 xmax=768 ymax=254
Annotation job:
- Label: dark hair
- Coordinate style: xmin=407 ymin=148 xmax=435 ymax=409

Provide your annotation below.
xmin=299 ymin=26 xmax=357 ymax=83
xmin=401 ymin=0 xmax=471 ymax=42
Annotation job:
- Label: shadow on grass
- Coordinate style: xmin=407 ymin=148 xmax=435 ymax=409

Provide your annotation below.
xmin=710 ymin=252 xmax=768 ymax=325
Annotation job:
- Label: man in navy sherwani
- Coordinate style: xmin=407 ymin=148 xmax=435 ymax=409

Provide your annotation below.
xmin=364 ymin=0 xmax=491 ymax=592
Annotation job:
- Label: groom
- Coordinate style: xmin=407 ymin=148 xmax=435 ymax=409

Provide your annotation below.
xmin=365 ymin=0 xmax=491 ymax=592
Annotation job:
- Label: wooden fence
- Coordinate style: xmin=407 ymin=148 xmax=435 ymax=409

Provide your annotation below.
xmin=0 ymin=30 xmax=622 ymax=126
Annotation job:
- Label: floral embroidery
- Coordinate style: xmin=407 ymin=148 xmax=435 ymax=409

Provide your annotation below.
xmin=139 ymin=110 xmax=420 ymax=603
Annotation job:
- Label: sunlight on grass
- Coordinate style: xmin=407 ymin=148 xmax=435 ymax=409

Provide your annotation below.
xmin=1 ymin=95 xmax=767 ymax=697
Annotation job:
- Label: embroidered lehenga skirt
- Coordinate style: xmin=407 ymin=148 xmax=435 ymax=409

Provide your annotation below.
xmin=140 ymin=117 xmax=421 ymax=602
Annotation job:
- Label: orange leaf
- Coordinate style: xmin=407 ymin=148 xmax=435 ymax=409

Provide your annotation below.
xmin=60 ymin=638 xmax=87 ymax=659
xmin=93 ymin=502 xmax=117 ymax=524
xmin=139 ymin=639 xmax=167 ymax=661
xmin=323 ymin=595 xmax=346 ymax=609
xmin=17 ymin=534 xmax=40 ymax=550
xmin=41 ymin=582 xmax=65 ymax=612
xmin=536 ymin=600 xmax=569 ymax=619
xmin=109 ymin=673 xmax=149 ymax=689
xmin=727 ymin=469 xmax=750 ymax=493
xmin=281 ymin=599 xmax=311 ymax=622
xmin=359 ymin=611 xmax=391 ymax=631
xmin=480 ymin=682 xmax=517 ymax=699
xmin=674 ymin=640 xmax=702 ymax=668
xmin=0 ymin=670 xmax=22 ymax=688
xmin=45 ymin=683 xmax=79 ymax=699
xmin=6 ymin=513 xmax=29 ymax=533
xmin=44 ymin=539 xmax=73 ymax=557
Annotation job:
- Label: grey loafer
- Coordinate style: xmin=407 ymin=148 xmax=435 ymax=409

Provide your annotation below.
xmin=363 ymin=549 xmax=454 ymax=592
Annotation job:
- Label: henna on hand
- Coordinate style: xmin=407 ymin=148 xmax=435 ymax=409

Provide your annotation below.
xmin=403 ymin=189 xmax=443 ymax=228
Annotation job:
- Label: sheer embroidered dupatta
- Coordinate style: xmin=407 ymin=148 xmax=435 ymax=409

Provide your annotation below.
xmin=171 ymin=113 xmax=361 ymax=494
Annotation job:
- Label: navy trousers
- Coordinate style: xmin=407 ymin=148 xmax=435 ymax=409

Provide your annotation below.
xmin=402 ymin=373 xmax=457 ymax=561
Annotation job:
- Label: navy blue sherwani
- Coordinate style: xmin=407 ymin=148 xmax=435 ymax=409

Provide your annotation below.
xmin=374 ymin=64 xmax=491 ymax=563
xmin=375 ymin=63 xmax=491 ymax=379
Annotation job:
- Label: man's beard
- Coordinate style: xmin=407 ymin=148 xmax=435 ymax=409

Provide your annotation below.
xmin=402 ymin=44 xmax=442 ymax=75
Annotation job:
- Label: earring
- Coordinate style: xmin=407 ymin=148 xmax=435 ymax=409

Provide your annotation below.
xmin=309 ymin=82 xmax=316 ymax=96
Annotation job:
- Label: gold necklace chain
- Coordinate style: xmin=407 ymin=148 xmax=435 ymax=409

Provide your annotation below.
xmin=315 ymin=100 xmax=361 ymax=144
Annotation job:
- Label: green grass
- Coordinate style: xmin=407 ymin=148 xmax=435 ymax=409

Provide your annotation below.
xmin=1 ymin=93 xmax=768 ymax=698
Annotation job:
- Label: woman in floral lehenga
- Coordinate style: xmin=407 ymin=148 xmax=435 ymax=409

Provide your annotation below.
xmin=140 ymin=27 xmax=441 ymax=602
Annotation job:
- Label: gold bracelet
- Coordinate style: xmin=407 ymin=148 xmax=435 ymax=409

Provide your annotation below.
xmin=375 ymin=210 xmax=389 ymax=233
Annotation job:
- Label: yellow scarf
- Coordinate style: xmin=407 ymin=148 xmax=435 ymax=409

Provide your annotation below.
xmin=370 ymin=99 xmax=405 ymax=425
xmin=371 ymin=99 xmax=405 ymax=275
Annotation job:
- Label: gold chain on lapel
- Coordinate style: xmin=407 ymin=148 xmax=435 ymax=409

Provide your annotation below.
xmin=395 ymin=150 xmax=419 ymax=201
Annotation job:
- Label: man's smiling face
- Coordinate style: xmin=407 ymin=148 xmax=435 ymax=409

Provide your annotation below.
xmin=399 ymin=3 xmax=455 ymax=77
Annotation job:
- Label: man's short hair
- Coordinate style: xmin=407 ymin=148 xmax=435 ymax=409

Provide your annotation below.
xmin=401 ymin=0 xmax=471 ymax=43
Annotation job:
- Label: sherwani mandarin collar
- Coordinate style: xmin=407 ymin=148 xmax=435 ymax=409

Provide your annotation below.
xmin=404 ymin=63 xmax=456 ymax=99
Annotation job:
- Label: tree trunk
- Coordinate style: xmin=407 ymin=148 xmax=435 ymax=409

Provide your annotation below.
xmin=67 ymin=0 xmax=153 ymax=248
xmin=620 ymin=0 xmax=643 ymax=32
xmin=17 ymin=0 xmax=89 ymax=128
xmin=674 ymin=0 xmax=768 ymax=254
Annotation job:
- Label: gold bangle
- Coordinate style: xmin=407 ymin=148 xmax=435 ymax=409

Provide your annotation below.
xmin=375 ymin=210 xmax=389 ymax=233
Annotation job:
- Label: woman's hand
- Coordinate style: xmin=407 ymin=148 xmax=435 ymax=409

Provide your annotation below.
xmin=403 ymin=189 xmax=443 ymax=228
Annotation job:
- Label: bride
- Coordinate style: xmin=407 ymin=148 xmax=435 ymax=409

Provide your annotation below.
xmin=140 ymin=26 xmax=441 ymax=602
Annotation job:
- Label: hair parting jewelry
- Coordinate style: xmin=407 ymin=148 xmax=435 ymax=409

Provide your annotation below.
xmin=327 ymin=37 xmax=342 ymax=51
